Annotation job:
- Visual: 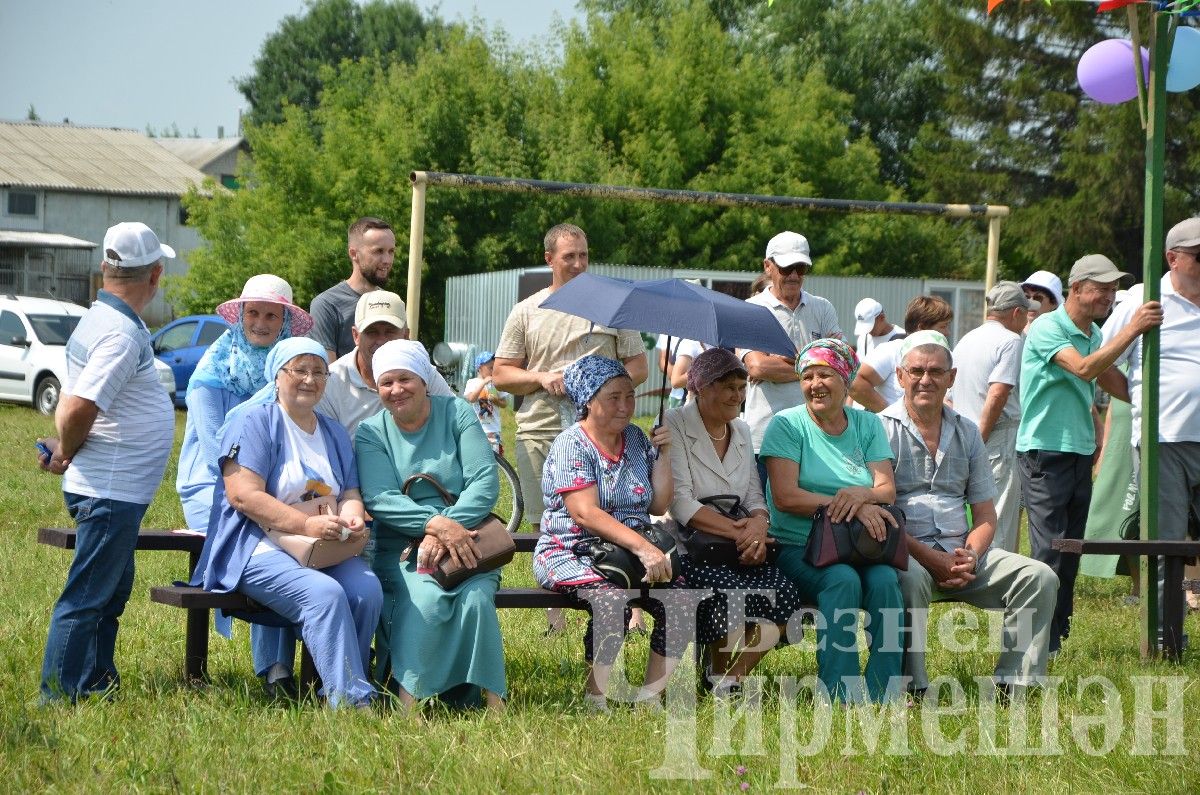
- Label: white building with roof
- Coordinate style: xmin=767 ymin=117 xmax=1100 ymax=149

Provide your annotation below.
xmin=0 ymin=120 xmax=211 ymax=324
xmin=154 ymin=136 xmax=247 ymax=189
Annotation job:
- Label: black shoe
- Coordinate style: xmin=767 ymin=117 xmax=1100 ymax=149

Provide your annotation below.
xmin=263 ymin=675 xmax=298 ymax=701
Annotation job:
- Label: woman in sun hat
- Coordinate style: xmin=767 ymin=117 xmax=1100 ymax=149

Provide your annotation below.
xmin=175 ymin=273 xmax=313 ymax=698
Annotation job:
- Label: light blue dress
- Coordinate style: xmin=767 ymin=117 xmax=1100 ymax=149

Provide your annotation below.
xmin=356 ymin=396 xmax=506 ymax=703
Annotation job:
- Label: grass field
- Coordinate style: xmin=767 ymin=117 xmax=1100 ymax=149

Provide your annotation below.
xmin=1 ymin=401 xmax=1198 ymax=793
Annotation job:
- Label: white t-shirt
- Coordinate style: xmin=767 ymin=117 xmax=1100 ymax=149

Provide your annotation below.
xmin=62 ymin=295 xmax=174 ymax=504
xmin=464 ymin=376 xmax=509 ymax=440
xmin=740 ymin=288 xmax=843 ymax=451
xmin=1105 ymin=275 xmax=1200 ymax=444
xmin=949 ymin=320 xmax=1023 ymax=429
xmin=856 ymin=325 xmax=904 ymax=359
xmin=862 ymin=337 xmax=906 ymax=408
xmin=253 ymin=412 xmax=340 ymax=556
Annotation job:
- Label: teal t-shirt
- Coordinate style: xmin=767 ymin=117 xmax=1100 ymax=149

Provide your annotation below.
xmin=759 ymin=405 xmax=894 ymax=546
xmin=1016 ymin=305 xmax=1101 ymax=455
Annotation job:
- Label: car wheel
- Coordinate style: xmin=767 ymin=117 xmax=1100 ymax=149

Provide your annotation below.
xmin=35 ymin=376 xmax=61 ymax=415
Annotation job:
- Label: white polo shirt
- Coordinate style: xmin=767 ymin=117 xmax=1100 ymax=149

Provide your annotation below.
xmin=62 ymin=292 xmax=174 ymax=504
xmin=740 ymin=287 xmax=842 ymax=451
xmin=1105 ymin=274 xmax=1200 ymax=444
xmin=949 ymin=320 xmax=1023 ymax=430
xmin=317 ymin=349 xmax=454 ymax=441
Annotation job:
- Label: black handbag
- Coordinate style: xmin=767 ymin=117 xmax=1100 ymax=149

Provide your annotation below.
xmin=572 ymin=517 xmax=681 ymax=589
xmin=682 ymin=495 xmax=777 ymax=567
xmin=804 ymin=504 xmax=908 ymax=570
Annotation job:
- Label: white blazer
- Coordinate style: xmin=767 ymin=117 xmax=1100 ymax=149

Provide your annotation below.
xmin=665 ymin=400 xmax=768 ymax=527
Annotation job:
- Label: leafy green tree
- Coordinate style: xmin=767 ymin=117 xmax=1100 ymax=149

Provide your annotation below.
xmin=236 ymin=0 xmax=442 ymax=128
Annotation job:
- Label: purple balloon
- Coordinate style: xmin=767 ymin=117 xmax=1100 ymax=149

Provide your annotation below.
xmin=1077 ymin=39 xmax=1150 ymax=105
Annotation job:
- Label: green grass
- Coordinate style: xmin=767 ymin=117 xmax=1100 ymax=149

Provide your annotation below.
xmin=2 ymin=402 xmax=1198 ymax=792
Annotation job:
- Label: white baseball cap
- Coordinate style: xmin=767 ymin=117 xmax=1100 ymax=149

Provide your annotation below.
xmin=354 ymin=290 xmax=407 ymax=331
xmin=102 ymin=222 xmax=175 ymax=268
xmin=1021 ymin=270 xmax=1064 ymax=307
xmin=854 ymin=298 xmax=884 ymax=336
xmin=764 ymin=231 xmax=812 ymax=268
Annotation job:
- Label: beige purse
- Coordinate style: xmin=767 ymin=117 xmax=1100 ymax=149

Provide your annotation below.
xmin=401 ymin=473 xmax=516 ymax=589
xmin=264 ymin=495 xmax=367 ymax=569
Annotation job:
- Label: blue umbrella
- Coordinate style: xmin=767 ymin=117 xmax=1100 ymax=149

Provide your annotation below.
xmin=539 ymin=272 xmax=799 ymax=417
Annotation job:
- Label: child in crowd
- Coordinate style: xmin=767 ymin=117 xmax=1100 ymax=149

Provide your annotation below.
xmin=464 ymin=350 xmax=510 ymax=453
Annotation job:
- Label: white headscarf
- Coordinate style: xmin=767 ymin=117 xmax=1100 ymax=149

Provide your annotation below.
xmin=372 ymin=339 xmax=435 ymax=385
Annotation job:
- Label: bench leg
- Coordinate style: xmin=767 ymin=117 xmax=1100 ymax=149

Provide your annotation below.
xmin=1162 ymin=556 xmax=1186 ymax=662
xmin=299 ymin=643 xmax=319 ymax=698
xmin=185 ymin=608 xmax=210 ymax=682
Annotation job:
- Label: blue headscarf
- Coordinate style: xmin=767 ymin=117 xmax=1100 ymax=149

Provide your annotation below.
xmin=187 ymin=305 xmax=296 ymax=399
xmin=563 ymin=355 xmax=630 ymax=416
xmin=219 ymin=337 xmax=328 ymax=432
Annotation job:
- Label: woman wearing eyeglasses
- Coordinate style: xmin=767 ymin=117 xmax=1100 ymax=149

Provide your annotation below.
xmin=190 ymin=337 xmax=381 ymax=708
xmin=175 ymin=274 xmax=315 ymax=697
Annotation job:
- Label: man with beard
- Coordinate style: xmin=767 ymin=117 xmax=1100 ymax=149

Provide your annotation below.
xmin=310 ymin=217 xmax=396 ymax=361
xmin=1017 ymin=254 xmax=1162 ymax=655
xmin=317 ymin=290 xmax=453 ymax=439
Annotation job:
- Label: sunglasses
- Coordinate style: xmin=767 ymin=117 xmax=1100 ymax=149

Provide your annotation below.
xmin=772 ymin=260 xmax=809 ymax=275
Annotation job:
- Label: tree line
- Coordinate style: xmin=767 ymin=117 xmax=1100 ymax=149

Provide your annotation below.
xmin=174 ymin=0 xmax=1200 ymax=343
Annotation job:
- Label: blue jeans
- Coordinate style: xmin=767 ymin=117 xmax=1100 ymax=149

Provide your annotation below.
xmin=41 ymin=493 xmax=148 ymax=702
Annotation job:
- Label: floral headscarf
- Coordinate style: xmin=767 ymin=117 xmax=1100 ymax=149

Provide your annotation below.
xmin=795 ymin=338 xmax=859 ymax=386
xmin=563 ymin=355 xmax=630 ymax=415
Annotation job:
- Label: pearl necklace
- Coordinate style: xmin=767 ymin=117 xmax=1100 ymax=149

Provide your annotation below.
xmin=706 ymin=423 xmax=728 ymax=442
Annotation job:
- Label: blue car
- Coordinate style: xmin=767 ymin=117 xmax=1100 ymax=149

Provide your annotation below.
xmin=151 ymin=314 xmax=230 ymax=407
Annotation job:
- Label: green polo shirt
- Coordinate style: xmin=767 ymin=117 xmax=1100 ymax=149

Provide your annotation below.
xmin=1016 ymin=304 xmax=1101 ymax=455
xmin=760 ymin=405 xmax=893 ymax=546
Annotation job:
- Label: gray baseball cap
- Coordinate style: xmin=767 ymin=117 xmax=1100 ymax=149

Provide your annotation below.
xmin=1165 ymin=217 xmax=1200 ymax=251
xmin=1068 ymin=254 xmax=1130 ymax=286
xmin=986 ymin=281 xmax=1038 ymax=312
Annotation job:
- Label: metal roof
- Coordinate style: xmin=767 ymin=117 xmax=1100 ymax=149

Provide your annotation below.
xmin=0 ymin=230 xmax=96 ymax=248
xmin=0 ymin=121 xmax=209 ymax=197
xmin=154 ymin=137 xmax=245 ymax=171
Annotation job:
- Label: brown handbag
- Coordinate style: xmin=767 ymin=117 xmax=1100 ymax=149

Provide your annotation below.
xmin=400 ymin=473 xmax=516 ymax=589
xmin=264 ymin=495 xmax=367 ymax=569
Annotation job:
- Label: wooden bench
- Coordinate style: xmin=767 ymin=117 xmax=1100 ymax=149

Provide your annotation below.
xmin=1052 ymin=538 xmax=1200 ymax=660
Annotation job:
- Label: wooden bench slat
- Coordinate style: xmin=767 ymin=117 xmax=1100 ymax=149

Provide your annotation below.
xmin=1051 ymin=539 xmax=1200 ymax=557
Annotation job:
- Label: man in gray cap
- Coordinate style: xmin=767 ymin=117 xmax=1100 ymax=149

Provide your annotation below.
xmin=950 ymin=282 xmax=1038 ymax=552
xmin=36 ymin=222 xmax=176 ymax=702
xmin=1101 ymin=217 xmax=1200 ymax=636
xmin=1016 ymin=254 xmax=1163 ymax=655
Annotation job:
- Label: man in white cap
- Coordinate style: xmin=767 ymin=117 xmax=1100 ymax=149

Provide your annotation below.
xmin=1101 ymin=217 xmax=1200 ymax=636
xmin=310 ymin=217 xmax=396 ymax=361
xmin=949 ymin=282 xmax=1038 ymax=552
xmin=741 ymin=231 xmax=842 ymax=481
xmin=1017 ymin=254 xmax=1163 ymax=655
xmin=1021 ymin=270 xmax=1064 ymax=330
xmin=853 ymin=297 xmax=904 ymax=358
xmin=36 ymin=222 xmax=176 ymax=702
xmin=318 ymin=289 xmax=453 ymax=439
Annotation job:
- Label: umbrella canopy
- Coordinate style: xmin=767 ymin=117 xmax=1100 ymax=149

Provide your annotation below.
xmin=538 ymin=273 xmax=797 ymax=358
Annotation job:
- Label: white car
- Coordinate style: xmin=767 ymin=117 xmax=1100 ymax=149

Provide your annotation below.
xmin=0 ymin=294 xmax=175 ymax=414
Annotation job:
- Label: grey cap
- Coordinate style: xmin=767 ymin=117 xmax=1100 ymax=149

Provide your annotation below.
xmin=1165 ymin=217 xmax=1200 ymax=251
xmin=1068 ymin=254 xmax=1130 ymax=286
xmin=986 ymin=281 xmax=1038 ymax=312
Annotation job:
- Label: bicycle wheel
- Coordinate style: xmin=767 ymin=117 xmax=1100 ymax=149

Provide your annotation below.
xmin=493 ymin=450 xmax=525 ymax=533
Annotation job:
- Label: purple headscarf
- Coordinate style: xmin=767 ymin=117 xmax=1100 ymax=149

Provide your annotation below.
xmin=686 ymin=347 xmax=746 ymax=394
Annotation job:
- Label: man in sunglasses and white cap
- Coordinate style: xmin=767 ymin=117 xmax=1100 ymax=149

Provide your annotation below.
xmin=1101 ymin=217 xmax=1200 ymax=640
xmin=37 ymin=222 xmax=176 ymax=703
xmin=741 ymin=231 xmax=842 ymax=483
xmin=1017 ymin=253 xmax=1163 ymax=656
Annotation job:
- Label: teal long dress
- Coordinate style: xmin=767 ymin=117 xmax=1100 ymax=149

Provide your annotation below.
xmin=355 ymin=395 xmax=506 ymax=702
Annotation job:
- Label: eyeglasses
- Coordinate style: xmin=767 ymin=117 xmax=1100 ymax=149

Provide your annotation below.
xmin=280 ymin=367 xmax=329 ymax=382
xmin=902 ymin=366 xmax=950 ymax=380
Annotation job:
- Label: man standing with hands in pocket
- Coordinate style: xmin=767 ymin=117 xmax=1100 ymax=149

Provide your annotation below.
xmin=37 ymin=222 xmax=176 ymax=703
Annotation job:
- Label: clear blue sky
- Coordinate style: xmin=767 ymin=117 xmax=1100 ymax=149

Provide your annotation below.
xmin=0 ymin=0 xmax=580 ymax=137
